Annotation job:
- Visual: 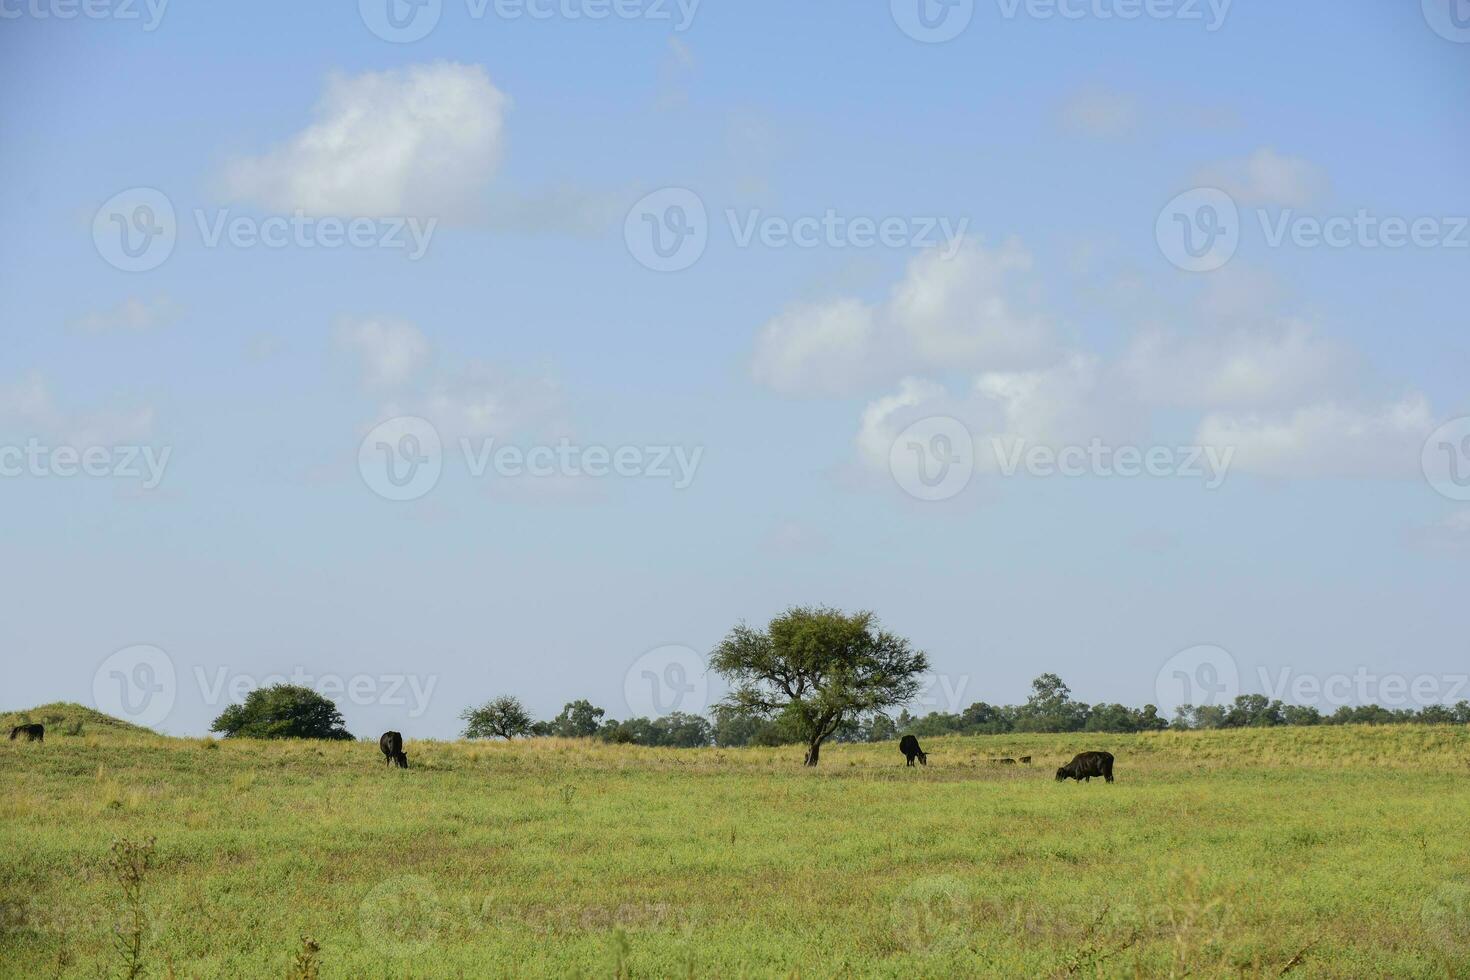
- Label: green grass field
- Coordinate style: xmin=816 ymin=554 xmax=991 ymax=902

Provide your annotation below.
xmin=4 ymin=704 xmax=1470 ymax=978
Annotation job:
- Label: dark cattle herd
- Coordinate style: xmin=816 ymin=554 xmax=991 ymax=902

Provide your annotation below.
xmin=8 ymin=721 xmax=1116 ymax=782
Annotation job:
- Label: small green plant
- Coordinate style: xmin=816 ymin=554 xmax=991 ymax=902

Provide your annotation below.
xmin=106 ymin=836 xmax=156 ymax=980
xmin=285 ymin=935 xmax=322 ymax=980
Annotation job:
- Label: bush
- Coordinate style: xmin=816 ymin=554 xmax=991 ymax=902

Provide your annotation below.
xmin=210 ymin=685 xmax=354 ymax=740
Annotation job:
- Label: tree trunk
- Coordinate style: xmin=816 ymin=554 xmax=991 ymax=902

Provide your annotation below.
xmin=804 ymin=739 xmax=822 ymax=766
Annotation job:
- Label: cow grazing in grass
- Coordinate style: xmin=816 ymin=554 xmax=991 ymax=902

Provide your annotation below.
xmin=379 ymin=731 xmax=408 ymax=769
xmin=990 ymin=757 xmax=1016 ymax=765
xmin=9 ymin=724 xmax=44 ymax=743
xmin=898 ymin=734 xmax=927 ymax=767
xmin=1018 ymin=756 xmax=1032 ymax=764
xmin=1056 ymin=751 xmax=1114 ymax=783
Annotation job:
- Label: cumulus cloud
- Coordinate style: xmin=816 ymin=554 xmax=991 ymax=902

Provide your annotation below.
xmin=1195 ymin=147 xmax=1330 ymax=208
xmin=752 ymin=299 xmax=879 ymax=396
xmin=1121 ymin=319 xmax=1349 ymax=411
xmin=0 ymin=373 xmax=155 ymax=447
xmin=1195 ymin=395 xmax=1432 ymax=479
xmin=335 ymin=317 xmax=430 ymax=389
xmin=855 ymin=377 xmax=949 ymax=471
xmin=752 ymin=239 xmax=1055 ymax=396
xmin=221 ymin=63 xmax=509 ymax=218
xmin=69 ymin=294 xmax=180 ymax=333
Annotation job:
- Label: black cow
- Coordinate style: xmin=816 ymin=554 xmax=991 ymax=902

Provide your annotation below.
xmin=379 ymin=731 xmax=408 ymax=769
xmin=1056 ymin=751 xmax=1114 ymax=783
xmin=898 ymin=734 xmax=927 ymax=766
xmin=9 ymin=724 xmax=44 ymax=742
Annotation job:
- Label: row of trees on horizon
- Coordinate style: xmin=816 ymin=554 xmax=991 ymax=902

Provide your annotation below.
xmin=203 ymin=606 xmax=1470 ymax=763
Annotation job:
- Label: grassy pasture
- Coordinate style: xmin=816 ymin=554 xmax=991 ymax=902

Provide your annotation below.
xmin=3 ymin=704 xmax=1470 ymax=978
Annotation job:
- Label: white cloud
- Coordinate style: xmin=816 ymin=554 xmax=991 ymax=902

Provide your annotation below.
xmin=752 ymin=298 xmax=878 ymax=396
xmin=752 ymin=239 xmax=1055 ymax=396
xmin=1121 ymin=319 xmax=1348 ymax=411
xmin=69 ymin=294 xmax=180 ymax=333
xmin=1195 ymin=147 xmax=1330 ymax=208
xmin=379 ymin=363 xmax=567 ymax=446
xmin=1195 ymin=395 xmax=1432 ymax=479
xmin=972 ymin=353 xmax=1116 ymax=449
xmin=1059 ymin=86 xmax=1139 ymax=139
xmin=855 ymin=377 xmax=949 ymax=471
xmin=335 ymin=317 xmax=430 ymax=389
xmin=0 ymin=373 xmax=155 ymax=447
xmin=221 ymin=63 xmax=509 ymax=218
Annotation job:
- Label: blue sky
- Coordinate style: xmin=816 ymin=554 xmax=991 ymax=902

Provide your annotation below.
xmin=1 ymin=0 xmax=1467 ymax=738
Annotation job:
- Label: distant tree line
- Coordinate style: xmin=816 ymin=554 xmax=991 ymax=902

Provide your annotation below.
xmin=457 ymin=671 xmax=1470 ymax=751
xmin=207 ymin=607 xmax=1470 ymax=753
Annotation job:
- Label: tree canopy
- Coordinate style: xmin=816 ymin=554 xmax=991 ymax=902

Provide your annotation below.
xmin=461 ymin=695 xmax=534 ymax=740
xmin=709 ymin=606 xmax=928 ymax=766
xmin=209 ymin=685 xmax=353 ymax=740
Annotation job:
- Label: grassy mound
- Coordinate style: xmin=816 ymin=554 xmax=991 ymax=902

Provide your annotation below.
xmin=0 ymin=701 xmax=155 ymax=739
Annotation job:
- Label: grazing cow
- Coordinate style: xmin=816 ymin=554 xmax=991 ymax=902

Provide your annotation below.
xmin=379 ymin=731 xmax=409 ymax=769
xmin=1018 ymin=756 xmax=1032 ymax=764
xmin=898 ymin=734 xmax=927 ymax=767
xmin=1056 ymin=751 xmax=1114 ymax=784
xmin=990 ymin=757 xmax=1016 ymax=765
xmin=9 ymin=724 xmax=43 ymax=743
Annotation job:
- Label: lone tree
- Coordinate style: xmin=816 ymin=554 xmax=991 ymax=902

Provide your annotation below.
xmin=461 ymin=695 xmax=534 ymax=740
xmin=210 ymin=684 xmax=354 ymax=740
xmin=710 ymin=606 xmax=928 ymax=766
